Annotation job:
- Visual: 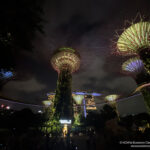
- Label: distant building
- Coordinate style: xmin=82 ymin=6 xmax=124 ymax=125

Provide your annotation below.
xmin=46 ymin=91 xmax=101 ymax=118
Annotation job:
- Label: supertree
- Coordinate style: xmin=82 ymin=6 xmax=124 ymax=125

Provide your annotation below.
xmin=72 ymin=94 xmax=84 ymax=126
xmin=122 ymin=57 xmax=150 ymax=113
xmin=117 ymin=21 xmax=150 ymax=74
xmin=105 ymin=94 xmax=120 ymax=118
xmin=73 ymin=95 xmax=84 ymax=105
xmin=122 ymin=57 xmax=150 ymax=85
xmin=51 ymin=47 xmax=80 ymax=121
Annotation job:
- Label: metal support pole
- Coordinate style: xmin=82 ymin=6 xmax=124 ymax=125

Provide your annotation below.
xmin=83 ymin=97 xmax=86 ymax=118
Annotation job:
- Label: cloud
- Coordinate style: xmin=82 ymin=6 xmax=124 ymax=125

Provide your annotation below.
xmin=72 ymin=56 xmax=107 ymax=90
xmin=105 ymin=76 xmax=137 ymax=94
xmin=1 ymin=77 xmax=46 ymax=95
xmin=1 ymin=0 xmax=150 ymax=107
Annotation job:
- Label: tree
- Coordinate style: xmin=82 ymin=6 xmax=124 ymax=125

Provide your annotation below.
xmin=100 ymin=104 xmax=117 ymax=121
xmin=0 ymin=0 xmax=44 ymax=70
xmin=142 ymin=88 xmax=150 ymax=113
xmin=82 ymin=105 xmax=117 ymax=133
xmin=41 ymin=106 xmax=61 ymax=136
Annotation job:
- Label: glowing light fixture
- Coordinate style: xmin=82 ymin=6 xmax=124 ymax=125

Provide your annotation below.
xmin=73 ymin=95 xmax=84 ymax=104
xmin=1 ymin=104 xmax=4 ymax=108
xmin=6 ymin=106 xmax=10 ymax=110
xmin=73 ymin=92 xmax=86 ymax=95
xmin=72 ymin=92 xmax=101 ymax=96
xmin=122 ymin=57 xmax=144 ymax=74
xmin=117 ymin=21 xmax=150 ymax=74
xmin=38 ymin=110 xmax=42 ymax=113
xmin=42 ymin=100 xmax=51 ymax=106
xmin=60 ymin=119 xmax=72 ymax=124
xmin=92 ymin=93 xmax=102 ymax=96
xmin=105 ymin=94 xmax=120 ymax=102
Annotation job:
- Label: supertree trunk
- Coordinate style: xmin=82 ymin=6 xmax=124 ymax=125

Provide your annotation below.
xmin=139 ymin=48 xmax=150 ymax=74
xmin=136 ymin=71 xmax=150 ymax=85
xmin=109 ymin=101 xmax=120 ymax=119
xmin=141 ymin=87 xmax=150 ymax=114
xmin=54 ymin=68 xmax=73 ymax=119
xmin=135 ymin=73 xmax=150 ymax=113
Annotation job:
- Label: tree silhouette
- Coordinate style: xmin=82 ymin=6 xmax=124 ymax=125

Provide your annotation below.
xmin=0 ymin=0 xmax=44 ymax=70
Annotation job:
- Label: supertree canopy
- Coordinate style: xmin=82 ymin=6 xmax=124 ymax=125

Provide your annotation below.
xmin=121 ymin=56 xmax=150 ymax=113
xmin=122 ymin=57 xmax=150 ymax=85
xmin=51 ymin=47 xmax=80 ymax=120
xmin=122 ymin=57 xmax=144 ymax=74
xmin=117 ymin=21 xmax=150 ymax=74
xmin=132 ymin=82 xmax=150 ymax=113
xmin=105 ymin=94 xmax=120 ymax=117
xmin=105 ymin=94 xmax=120 ymax=102
xmin=73 ymin=95 xmax=84 ymax=105
xmin=42 ymin=100 xmax=51 ymax=107
xmin=51 ymin=47 xmax=80 ymax=74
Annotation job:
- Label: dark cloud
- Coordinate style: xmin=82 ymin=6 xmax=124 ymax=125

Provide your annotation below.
xmin=0 ymin=0 xmax=150 ymax=111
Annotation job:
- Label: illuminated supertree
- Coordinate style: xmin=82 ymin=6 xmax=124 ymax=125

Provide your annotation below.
xmin=122 ymin=57 xmax=144 ymax=74
xmin=117 ymin=21 xmax=150 ymax=74
xmin=105 ymin=94 xmax=120 ymax=117
xmin=122 ymin=57 xmax=150 ymax=85
xmin=72 ymin=94 xmax=84 ymax=125
xmin=122 ymin=57 xmax=150 ymax=112
xmin=51 ymin=47 xmax=80 ymax=121
xmin=73 ymin=95 xmax=84 ymax=105
xmin=42 ymin=101 xmax=51 ymax=107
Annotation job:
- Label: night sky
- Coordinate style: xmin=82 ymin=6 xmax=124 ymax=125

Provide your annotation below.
xmin=0 ymin=0 xmax=150 ymax=111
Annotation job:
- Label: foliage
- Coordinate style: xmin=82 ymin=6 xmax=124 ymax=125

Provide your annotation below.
xmin=73 ymin=113 xmax=81 ymax=126
xmin=0 ymin=0 xmax=44 ymax=70
xmin=136 ymin=71 xmax=150 ymax=85
xmin=100 ymin=104 xmax=118 ymax=121
xmin=122 ymin=57 xmax=144 ymax=74
xmin=0 ymin=108 xmax=44 ymax=132
xmin=1 ymin=106 xmax=150 ymax=149
xmin=54 ymin=68 xmax=73 ymax=119
xmin=142 ymin=88 xmax=150 ymax=114
xmin=41 ymin=107 xmax=61 ymax=136
xmin=139 ymin=48 xmax=150 ymax=74
xmin=82 ymin=104 xmax=117 ymax=132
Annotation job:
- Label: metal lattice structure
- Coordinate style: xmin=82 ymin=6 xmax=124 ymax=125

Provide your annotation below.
xmin=47 ymin=92 xmax=101 ymax=118
xmin=51 ymin=47 xmax=80 ymax=120
xmin=117 ymin=22 xmax=150 ymax=55
xmin=105 ymin=94 xmax=120 ymax=102
xmin=122 ymin=57 xmax=144 ymax=74
xmin=105 ymin=94 xmax=120 ymax=117
xmin=72 ymin=95 xmax=84 ymax=105
xmin=51 ymin=47 xmax=80 ymax=73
